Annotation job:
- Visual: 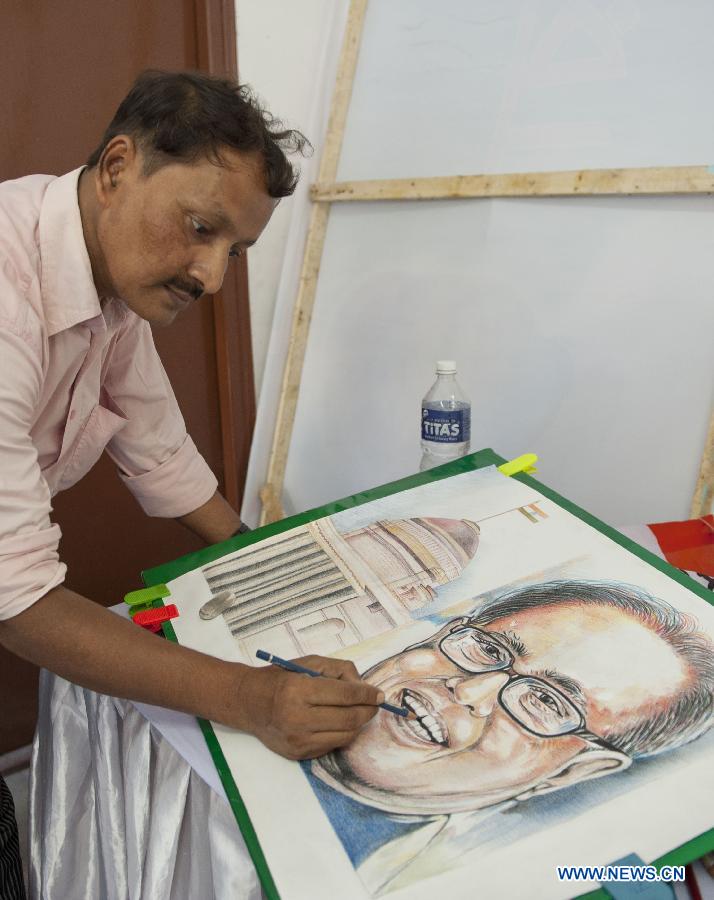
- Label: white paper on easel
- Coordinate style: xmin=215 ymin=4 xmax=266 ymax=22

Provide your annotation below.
xmin=170 ymin=466 xmax=714 ymax=899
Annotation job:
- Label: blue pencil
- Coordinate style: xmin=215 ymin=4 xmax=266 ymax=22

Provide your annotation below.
xmin=255 ymin=649 xmax=408 ymax=718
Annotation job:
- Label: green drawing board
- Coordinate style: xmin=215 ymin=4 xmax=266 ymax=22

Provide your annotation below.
xmin=142 ymin=449 xmax=714 ymax=900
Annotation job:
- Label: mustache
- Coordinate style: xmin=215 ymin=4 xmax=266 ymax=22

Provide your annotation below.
xmin=166 ymin=278 xmax=203 ymax=301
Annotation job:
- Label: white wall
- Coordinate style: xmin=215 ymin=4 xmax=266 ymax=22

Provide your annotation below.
xmin=236 ymin=0 xmax=348 ymax=397
xmin=283 ymin=193 xmax=713 ymax=526
xmin=238 ymin=0 xmax=714 ymax=528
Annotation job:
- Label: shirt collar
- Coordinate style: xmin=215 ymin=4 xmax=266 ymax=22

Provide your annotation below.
xmin=39 ymin=167 xmax=104 ymax=337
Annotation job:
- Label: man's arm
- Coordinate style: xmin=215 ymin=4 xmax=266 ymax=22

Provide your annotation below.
xmin=0 ymin=298 xmax=380 ymax=759
xmin=177 ymin=489 xmax=244 ymax=544
xmin=0 ymin=585 xmax=384 ymax=760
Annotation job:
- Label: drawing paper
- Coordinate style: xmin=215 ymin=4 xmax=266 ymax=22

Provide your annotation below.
xmin=168 ymin=466 xmax=714 ymax=899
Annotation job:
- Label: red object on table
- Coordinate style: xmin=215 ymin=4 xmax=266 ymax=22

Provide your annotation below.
xmin=648 ymin=515 xmax=714 ymax=576
xmin=132 ymin=603 xmax=179 ymax=630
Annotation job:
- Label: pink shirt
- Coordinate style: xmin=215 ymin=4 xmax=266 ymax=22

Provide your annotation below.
xmin=0 ymin=168 xmax=218 ymax=619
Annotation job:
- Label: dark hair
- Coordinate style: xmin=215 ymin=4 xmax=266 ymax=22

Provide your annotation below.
xmin=475 ymin=580 xmax=714 ymax=758
xmin=86 ymin=70 xmax=310 ymax=198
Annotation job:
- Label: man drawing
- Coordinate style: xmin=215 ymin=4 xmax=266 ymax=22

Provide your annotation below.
xmin=0 ymin=71 xmax=384 ymax=896
xmin=309 ymin=580 xmax=714 ymax=893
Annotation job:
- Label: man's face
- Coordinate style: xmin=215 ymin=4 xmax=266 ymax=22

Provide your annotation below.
xmin=92 ymin=143 xmax=277 ymax=325
xmin=333 ymin=602 xmax=690 ymax=814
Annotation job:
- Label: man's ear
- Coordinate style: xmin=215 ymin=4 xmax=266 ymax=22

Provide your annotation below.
xmin=514 ymin=748 xmax=631 ymax=802
xmin=96 ymin=135 xmax=139 ymax=203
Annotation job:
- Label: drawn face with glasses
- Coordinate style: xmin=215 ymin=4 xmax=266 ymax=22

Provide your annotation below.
xmin=437 ymin=625 xmax=620 ymax=748
xmin=321 ymin=597 xmax=692 ymax=816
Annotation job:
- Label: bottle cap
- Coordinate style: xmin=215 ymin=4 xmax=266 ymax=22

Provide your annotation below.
xmin=436 ymin=360 xmax=456 ymax=374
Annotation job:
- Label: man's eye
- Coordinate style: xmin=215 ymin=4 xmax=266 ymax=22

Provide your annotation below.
xmin=229 ymin=247 xmax=244 ymax=258
xmin=443 ymin=627 xmax=511 ymax=670
xmin=532 ymin=689 xmax=564 ymax=716
xmin=476 ymin=638 xmax=505 ymax=661
xmin=458 ymin=633 xmax=509 ymax=667
xmin=190 ymin=217 xmax=209 ymax=235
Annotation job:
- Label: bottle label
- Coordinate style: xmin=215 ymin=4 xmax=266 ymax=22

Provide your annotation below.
xmin=421 ymin=407 xmax=471 ymax=443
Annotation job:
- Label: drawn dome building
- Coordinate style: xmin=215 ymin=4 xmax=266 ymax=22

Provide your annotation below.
xmin=342 ymin=517 xmax=481 ymax=612
xmin=199 ymin=516 xmax=480 ymax=659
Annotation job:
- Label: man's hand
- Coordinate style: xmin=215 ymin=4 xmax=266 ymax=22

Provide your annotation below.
xmin=234 ymin=656 xmax=385 ymax=760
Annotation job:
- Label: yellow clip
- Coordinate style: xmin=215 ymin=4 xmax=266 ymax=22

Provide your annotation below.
xmin=498 ymin=453 xmax=538 ymax=477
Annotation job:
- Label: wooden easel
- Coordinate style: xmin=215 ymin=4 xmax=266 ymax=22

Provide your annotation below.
xmin=259 ymin=0 xmax=714 ymax=525
xmin=691 ymin=411 xmax=714 ymax=518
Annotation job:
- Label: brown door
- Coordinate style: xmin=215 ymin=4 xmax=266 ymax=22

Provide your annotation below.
xmin=0 ymin=0 xmax=255 ymax=753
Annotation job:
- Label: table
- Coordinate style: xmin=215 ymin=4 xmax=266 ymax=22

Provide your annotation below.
xmin=29 ymin=655 xmax=261 ymax=899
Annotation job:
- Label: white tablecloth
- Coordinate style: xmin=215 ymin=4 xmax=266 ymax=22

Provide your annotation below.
xmin=29 ymin=670 xmax=261 ymax=900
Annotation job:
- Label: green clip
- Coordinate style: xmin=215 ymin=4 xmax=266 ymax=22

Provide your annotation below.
xmin=124 ymin=584 xmax=170 ymax=615
xmin=498 ymin=453 xmax=538 ymax=477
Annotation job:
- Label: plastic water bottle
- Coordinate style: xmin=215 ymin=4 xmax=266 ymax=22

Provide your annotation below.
xmin=420 ymin=360 xmax=471 ymax=471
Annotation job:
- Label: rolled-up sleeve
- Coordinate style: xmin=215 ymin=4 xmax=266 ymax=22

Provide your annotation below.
xmin=104 ymin=312 xmax=218 ymax=518
xmin=0 ymin=325 xmax=66 ymax=620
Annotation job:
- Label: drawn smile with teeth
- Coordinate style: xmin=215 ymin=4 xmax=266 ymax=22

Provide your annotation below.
xmin=401 ymin=689 xmax=448 ymax=746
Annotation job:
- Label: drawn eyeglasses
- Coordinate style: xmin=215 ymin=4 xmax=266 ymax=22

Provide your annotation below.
xmin=439 ymin=625 xmax=622 ymax=752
